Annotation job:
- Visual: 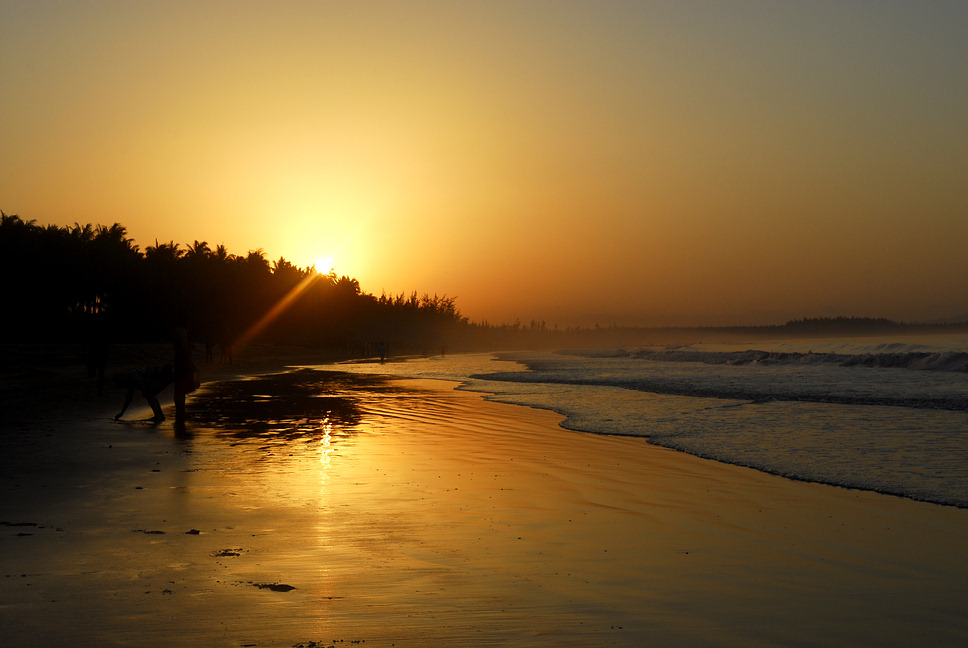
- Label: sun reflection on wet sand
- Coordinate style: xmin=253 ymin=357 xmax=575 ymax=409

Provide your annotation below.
xmin=317 ymin=417 xmax=334 ymax=495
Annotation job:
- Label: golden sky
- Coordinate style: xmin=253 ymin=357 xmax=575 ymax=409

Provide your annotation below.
xmin=2 ymin=1 xmax=966 ymax=326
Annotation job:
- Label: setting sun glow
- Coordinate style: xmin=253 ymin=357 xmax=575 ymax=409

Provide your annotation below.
xmin=314 ymin=257 xmax=335 ymax=275
xmin=2 ymin=2 xmax=966 ymax=326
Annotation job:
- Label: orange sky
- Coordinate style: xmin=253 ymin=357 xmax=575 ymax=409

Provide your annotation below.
xmin=2 ymin=1 xmax=966 ymax=326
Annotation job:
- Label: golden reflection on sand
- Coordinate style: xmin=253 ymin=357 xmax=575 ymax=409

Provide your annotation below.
xmin=317 ymin=417 xmax=334 ymax=492
xmin=3 ymin=371 xmax=968 ymax=647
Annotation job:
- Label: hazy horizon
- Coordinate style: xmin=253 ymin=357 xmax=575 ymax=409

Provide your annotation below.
xmin=3 ymin=2 xmax=966 ymax=327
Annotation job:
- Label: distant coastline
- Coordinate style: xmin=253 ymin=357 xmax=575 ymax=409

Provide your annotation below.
xmin=470 ymin=316 xmax=968 ymax=352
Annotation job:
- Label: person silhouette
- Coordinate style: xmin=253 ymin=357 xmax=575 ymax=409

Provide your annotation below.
xmin=86 ymin=313 xmax=110 ymax=396
xmin=113 ymin=365 xmax=174 ymax=422
xmin=172 ymin=319 xmax=198 ymax=421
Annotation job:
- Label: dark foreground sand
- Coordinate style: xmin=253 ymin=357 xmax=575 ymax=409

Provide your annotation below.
xmin=2 ymin=357 xmax=967 ymax=647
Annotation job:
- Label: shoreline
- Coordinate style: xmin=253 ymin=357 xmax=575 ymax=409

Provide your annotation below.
xmin=2 ymin=359 xmax=968 ymax=646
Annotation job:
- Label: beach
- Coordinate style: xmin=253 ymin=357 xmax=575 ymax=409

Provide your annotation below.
xmin=2 ymin=354 xmax=967 ymax=647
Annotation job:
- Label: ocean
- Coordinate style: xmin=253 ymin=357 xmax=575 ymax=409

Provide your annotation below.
xmin=329 ymin=333 xmax=968 ymax=509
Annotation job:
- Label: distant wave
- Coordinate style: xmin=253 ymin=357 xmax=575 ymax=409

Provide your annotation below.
xmin=565 ymin=347 xmax=968 ymax=373
xmin=477 ymin=351 xmax=968 ymax=411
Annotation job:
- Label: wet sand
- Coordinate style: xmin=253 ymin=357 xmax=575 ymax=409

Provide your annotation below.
xmin=2 ymin=362 xmax=968 ymax=647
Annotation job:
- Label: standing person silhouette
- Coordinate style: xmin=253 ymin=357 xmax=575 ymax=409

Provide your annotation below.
xmin=173 ymin=317 xmax=198 ymax=421
xmin=86 ymin=311 xmax=110 ymax=396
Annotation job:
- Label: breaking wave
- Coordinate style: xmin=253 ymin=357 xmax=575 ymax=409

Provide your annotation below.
xmin=478 ymin=346 xmax=968 ymax=411
xmin=566 ymin=346 xmax=968 ymax=373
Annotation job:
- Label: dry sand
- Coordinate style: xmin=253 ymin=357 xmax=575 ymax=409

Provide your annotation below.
xmin=2 ymin=354 xmax=967 ymax=647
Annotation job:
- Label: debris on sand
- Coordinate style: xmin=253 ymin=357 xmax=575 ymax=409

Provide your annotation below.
xmin=251 ymin=582 xmax=296 ymax=592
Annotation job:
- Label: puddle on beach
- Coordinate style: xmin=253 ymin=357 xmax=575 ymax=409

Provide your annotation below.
xmin=189 ymin=368 xmax=410 ymax=441
xmin=176 ymin=368 xmax=453 ymax=504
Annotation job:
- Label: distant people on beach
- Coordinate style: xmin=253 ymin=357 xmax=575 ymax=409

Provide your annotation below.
xmin=378 ymin=341 xmax=387 ymax=363
xmin=218 ymin=340 xmax=233 ymax=364
xmin=113 ymin=365 xmax=174 ymax=422
xmin=173 ymin=321 xmax=199 ymax=421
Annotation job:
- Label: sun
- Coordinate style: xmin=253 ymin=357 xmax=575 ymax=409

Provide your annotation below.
xmin=313 ymin=256 xmax=334 ymax=274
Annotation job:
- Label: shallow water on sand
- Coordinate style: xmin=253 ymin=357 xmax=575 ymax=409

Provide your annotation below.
xmin=329 ymin=341 xmax=968 ymax=508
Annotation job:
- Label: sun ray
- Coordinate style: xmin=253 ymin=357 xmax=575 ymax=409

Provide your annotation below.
xmin=233 ymin=272 xmax=321 ymax=348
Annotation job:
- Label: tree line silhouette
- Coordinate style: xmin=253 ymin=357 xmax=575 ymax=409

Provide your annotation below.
xmin=4 ymin=213 xmax=965 ymax=356
xmin=1 ymin=213 xmax=466 ymax=353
